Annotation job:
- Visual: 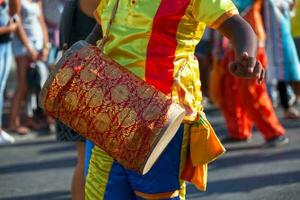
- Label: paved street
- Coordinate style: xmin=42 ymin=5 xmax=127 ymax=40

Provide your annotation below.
xmin=0 ymin=106 xmax=300 ymax=200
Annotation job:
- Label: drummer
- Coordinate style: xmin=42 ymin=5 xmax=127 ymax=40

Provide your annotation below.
xmin=84 ymin=0 xmax=264 ymax=199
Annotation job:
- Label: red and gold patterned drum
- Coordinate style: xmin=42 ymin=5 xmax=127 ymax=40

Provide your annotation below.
xmin=39 ymin=41 xmax=186 ymax=174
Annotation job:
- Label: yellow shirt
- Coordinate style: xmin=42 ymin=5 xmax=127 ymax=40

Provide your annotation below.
xmin=95 ymin=0 xmax=238 ymax=122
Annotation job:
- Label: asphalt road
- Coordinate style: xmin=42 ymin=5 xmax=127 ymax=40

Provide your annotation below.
xmin=0 ymin=106 xmax=300 ymax=200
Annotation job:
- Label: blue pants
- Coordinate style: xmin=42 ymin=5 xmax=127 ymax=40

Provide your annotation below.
xmin=0 ymin=42 xmax=12 ymax=127
xmin=85 ymin=125 xmax=188 ymax=200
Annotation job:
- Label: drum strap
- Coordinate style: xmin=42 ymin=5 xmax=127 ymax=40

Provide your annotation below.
xmin=98 ymin=0 xmax=120 ymax=50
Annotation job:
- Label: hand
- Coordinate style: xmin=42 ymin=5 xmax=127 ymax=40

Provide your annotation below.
xmin=7 ymin=19 xmax=18 ymax=33
xmin=229 ymin=52 xmax=265 ymax=84
xmin=62 ymin=43 xmax=69 ymax=52
xmin=28 ymin=47 xmax=38 ymax=61
xmin=39 ymin=47 xmax=49 ymax=61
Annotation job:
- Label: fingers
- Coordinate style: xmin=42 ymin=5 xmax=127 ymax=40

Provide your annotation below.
xmin=30 ymin=50 xmax=38 ymax=61
xmin=258 ymin=67 xmax=265 ymax=84
xmin=253 ymin=61 xmax=262 ymax=78
xmin=230 ymin=59 xmax=265 ymax=83
xmin=252 ymin=61 xmax=265 ymax=83
xmin=62 ymin=43 xmax=69 ymax=52
xmin=240 ymin=52 xmax=256 ymax=73
xmin=229 ymin=62 xmax=238 ymax=75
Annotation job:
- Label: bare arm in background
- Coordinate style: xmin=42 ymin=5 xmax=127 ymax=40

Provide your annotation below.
xmin=9 ymin=0 xmax=21 ymax=16
xmin=37 ymin=0 xmax=49 ymax=61
xmin=12 ymin=2 xmax=38 ymax=60
xmin=9 ymin=0 xmax=38 ymax=59
xmin=0 ymin=19 xmax=18 ymax=35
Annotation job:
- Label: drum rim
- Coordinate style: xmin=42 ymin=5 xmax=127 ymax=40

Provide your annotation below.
xmin=39 ymin=40 xmax=88 ymax=110
xmin=142 ymin=103 xmax=186 ymax=175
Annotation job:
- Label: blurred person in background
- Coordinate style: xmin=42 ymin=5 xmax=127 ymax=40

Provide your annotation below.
xmin=58 ymin=0 xmax=101 ymax=199
xmin=42 ymin=0 xmax=66 ymax=70
xmin=194 ymin=28 xmax=213 ymax=106
xmin=291 ymin=0 xmax=300 ymax=105
xmin=217 ymin=0 xmax=287 ymax=146
xmin=0 ymin=0 xmax=18 ymax=145
xmin=8 ymin=0 xmax=49 ymax=135
xmin=264 ymin=0 xmax=300 ymax=119
xmin=40 ymin=0 xmax=66 ymax=132
xmin=209 ymin=32 xmax=229 ymax=108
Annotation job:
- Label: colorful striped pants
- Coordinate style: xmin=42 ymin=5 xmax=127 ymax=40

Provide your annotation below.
xmin=85 ymin=125 xmax=189 ymax=200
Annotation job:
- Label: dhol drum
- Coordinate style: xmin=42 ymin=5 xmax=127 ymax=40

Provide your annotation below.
xmin=39 ymin=41 xmax=186 ymax=174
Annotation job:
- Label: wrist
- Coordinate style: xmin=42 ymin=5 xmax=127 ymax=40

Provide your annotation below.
xmin=26 ymin=45 xmax=34 ymax=52
xmin=43 ymin=42 xmax=51 ymax=49
xmin=258 ymin=39 xmax=265 ymax=48
xmin=7 ymin=26 xmax=13 ymax=33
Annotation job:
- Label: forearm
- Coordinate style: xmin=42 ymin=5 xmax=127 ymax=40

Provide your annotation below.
xmin=40 ymin=20 xmax=49 ymax=47
xmin=217 ymin=15 xmax=257 ymax=57
xmin=85 ymin=24 xmax=102 ymax=45
xmin=38 ymin=2 xmax=49 ymax=47
xmin=16 ymin=20 xmax=33 ymax=51
xmin=9 ymin=0 xmax=21 ymax=16
xmin=0 ymin=27 xmax=12 ymax=35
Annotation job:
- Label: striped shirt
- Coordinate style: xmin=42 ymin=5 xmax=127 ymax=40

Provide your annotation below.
xmin=95 ymin=0 xmax=238 ymax=122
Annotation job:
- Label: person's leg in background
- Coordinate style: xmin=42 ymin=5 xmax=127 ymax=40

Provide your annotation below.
xmin=221 ymin=71 xmax=253 ymax=141
xmin=9 ymin=55 xmax=30 ymax=134
xmin=219 ymin=49 xmax=253 ymax=141
xmin=28 ymin=61 xmax=50 ymax=131
xmin=239 ymin=77 xmax=286 ymax=146
xmin=72 ymin=141 xmax=86 ymax=200
xmin=236 ymin=45 xmax=287 ymax=146
xmin=55 ymin=120 xmax=87 ymax=200
xmin=0 ymin=42 xmax=15 ymax=144
xmin=277 ymin=81 xmax=300 ymax=119
xmin=292 ymin=38 xmax=300 ymax=104
xmin=195 ymin=36 xmax=213 ymax=106
xmin=290 ymin=81 xmax=300 ymax=104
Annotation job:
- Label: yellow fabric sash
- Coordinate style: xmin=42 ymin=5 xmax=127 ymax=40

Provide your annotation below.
xmin=182 ymin=112 xmax=225 ymax=191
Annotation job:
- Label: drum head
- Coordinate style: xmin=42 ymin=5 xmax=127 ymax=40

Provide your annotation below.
xmin=142 ymin=103 xmax=186 ymax=174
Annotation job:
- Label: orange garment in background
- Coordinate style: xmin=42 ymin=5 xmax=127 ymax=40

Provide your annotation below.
xmin=218 ymin=0 xmax=285 ymax=140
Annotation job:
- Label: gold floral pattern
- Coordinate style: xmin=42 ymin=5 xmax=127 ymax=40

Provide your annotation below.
xmin=64 ymin=92 xmax=79 ymax=111
xmin=56 ymin=67 xmax=74 ymax=86
xmin=111 ymin=85 xmax=129 ymax=103
xmin=143 ymin=104 xmax=161 ymax=121
xmin=118 ymin=108 xmax=137 ymax=128
xmin=93 ymin=112 xmax=111 ymax=133
xmin=73 ymin=117 xmax=88 ymax=134
xmin=40 ymin=44 xmax=173 ymax=173
xmin=80 ymin=68 xmax=97 ymax=83
xmin=85 ymin=88 xmax=104 ymax=107
xmin=137 ymin=86 xmax=154 ymax=99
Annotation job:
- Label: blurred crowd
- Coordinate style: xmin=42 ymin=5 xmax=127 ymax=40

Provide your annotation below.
xmin=0 ymin=0 xmax=299 ymax=199
xmin=0 ymin=0 xmax=65 ymax=143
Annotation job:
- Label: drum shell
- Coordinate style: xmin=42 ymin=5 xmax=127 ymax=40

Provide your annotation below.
xmin=40 ymin=41 xmax=185 ymax=174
